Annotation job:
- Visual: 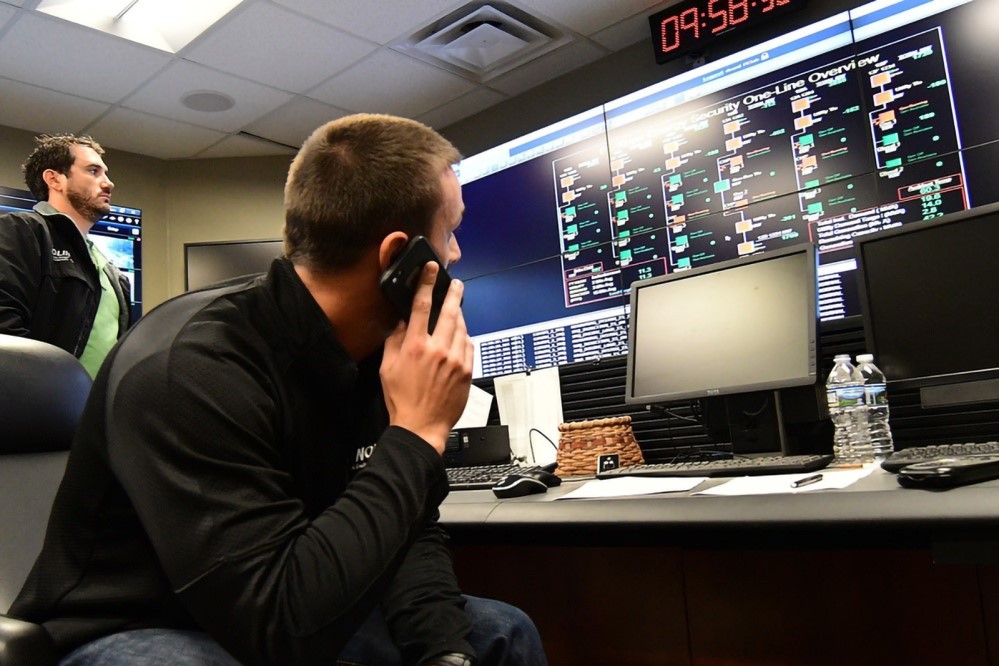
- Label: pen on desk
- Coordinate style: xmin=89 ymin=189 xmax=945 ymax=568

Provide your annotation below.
xmin=790 ymin=474 xmax=823 ymax=488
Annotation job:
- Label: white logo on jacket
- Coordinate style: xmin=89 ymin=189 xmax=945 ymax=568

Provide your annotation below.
xmin=51 ymin=249 xmax=72 ymax=262
xmin=352 ymin=443 xmax=377 ymax=471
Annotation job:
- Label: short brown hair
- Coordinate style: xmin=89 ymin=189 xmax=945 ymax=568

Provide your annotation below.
xmin=283 ymin=114 xmax=461 ymax=272
xmin=22 ymin=134 xmax=105 ymax=201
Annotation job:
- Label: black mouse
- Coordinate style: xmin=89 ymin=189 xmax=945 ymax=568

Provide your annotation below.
xmin=492 ymin=468 xmax=562 ymax=499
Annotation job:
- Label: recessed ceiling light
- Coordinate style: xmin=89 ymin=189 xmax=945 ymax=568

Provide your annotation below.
xmin=182 ymin=90 xmax=236 ymax=112
xmin=37 ymin=0 xmax=244 ymax=53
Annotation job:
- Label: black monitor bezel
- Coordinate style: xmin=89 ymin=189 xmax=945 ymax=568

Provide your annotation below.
xmin=854 ymin=201 xmax=999 ymax=392
xmin=624 ymin=242 xmax=819 ymax=406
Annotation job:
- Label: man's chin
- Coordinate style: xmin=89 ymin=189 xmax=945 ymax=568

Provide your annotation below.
xmin=88 ymin=202 xmax=111 ymax=223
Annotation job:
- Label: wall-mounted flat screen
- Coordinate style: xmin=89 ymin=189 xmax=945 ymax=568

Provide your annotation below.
xmin=185 ymin=239 xmax=283 ymax=291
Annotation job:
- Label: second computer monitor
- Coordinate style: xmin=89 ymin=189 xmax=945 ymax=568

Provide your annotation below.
xmin=855 ymin=202 xmax=999 ymax=406
xmin=626 ymin=243 xmax=818 ymax=407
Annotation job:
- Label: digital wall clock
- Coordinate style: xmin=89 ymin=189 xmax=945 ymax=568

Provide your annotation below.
xmin=649 ymin=0 xmax=808 ymax=64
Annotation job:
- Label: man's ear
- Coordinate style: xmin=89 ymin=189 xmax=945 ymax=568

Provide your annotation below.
xmin=378 ymin=232 xmax=410 ymax=273
xmin=41 ymin=168 xmax=65 ymax=195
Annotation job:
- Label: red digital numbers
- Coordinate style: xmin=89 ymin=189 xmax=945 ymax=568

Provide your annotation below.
xmin=730 ymin=0 xmax=749 ymax=24
xmin=760 ymin=0 xmax=777 ymax=11
xmin=659 ymin=6 xmax=700 ymax=53
xmin=659 ymin=16 xmax=680 ymax=52
xmin=679 ymin=6 xmax=699 ymax=36
xmin=707 ymin=0 xmax=728 ymax=34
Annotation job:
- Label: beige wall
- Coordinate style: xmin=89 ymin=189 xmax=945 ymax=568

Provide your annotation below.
xmin=161 ymin=156 xmax=290 ymax=299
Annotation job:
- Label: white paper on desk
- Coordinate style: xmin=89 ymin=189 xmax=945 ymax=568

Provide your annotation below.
xmin=453 ymin=384 xmax=493 ymax=430
xmin=557 ymin=476 xmax=706 ymax=500
xmin=695 ymin=465 xmax=876 ymax=496
xmin=493 ymin=368 xmax=562 ymax=466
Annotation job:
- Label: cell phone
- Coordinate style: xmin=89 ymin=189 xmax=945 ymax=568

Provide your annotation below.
xmin=379 ymin=236 xmax=452 ymax=333
xmin=896 ymin=454 xmax=999 ymax=489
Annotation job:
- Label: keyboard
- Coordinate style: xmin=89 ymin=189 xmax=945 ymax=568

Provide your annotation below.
xmin=881 ymin=441 xmax=999 ymax=473
xmin=446 ymin=463 xmax=543 ymax=491
xmin=596 ymin=454 xmax=834 ymax=479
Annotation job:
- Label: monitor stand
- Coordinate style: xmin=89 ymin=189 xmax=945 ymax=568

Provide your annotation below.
xmin=707 ymin=385 xmax=832 ymax=456
xmin=722 ymin=390 xmax=785 ymax=454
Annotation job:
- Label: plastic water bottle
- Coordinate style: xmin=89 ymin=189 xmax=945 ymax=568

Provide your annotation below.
xmin=825 ymin=354 xmax=873 ymax=464
xmin=856 ymin=353 xmax=894 ymax=460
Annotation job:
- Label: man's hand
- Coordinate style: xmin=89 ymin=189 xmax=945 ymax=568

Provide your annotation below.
xmin=381 ymin=262 xmax=473 ymax=454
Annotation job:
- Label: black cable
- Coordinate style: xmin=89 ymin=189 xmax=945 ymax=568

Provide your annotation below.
xmin=741 ymin=396 xmax=771 ymax=418
xmin=527 ymin=427 xmax=559 ymax=464
xmin=647 ymin=403 xmax=701 ymax=424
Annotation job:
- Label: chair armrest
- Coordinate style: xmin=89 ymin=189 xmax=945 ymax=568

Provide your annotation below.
xmin=0 ymin=614 xmax=57 ymax=666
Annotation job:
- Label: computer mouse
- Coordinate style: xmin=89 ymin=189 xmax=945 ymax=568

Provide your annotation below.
xmin=491 ymin=468 xmax=562 ymax=499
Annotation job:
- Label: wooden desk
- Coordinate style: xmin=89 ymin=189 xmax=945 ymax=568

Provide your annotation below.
xmin=441 ymin=468 xmax=999 ymax=666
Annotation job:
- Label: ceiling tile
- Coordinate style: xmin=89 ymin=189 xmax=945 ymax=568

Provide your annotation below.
xmin=0 ymin=77 xmax=110 ymax=136
xmin=309 ymin=50 xmax=476 ymax=118
xmin=122 ymin=60 xmax=293 ymax=132
xmin=0 ymin=0 xmax=658 ymax=159
xmin=591 ymin=11 xmax=657 ymax=51
xmin=518 ymin=0 xmax=663 ymax=36
xmin=184 ymin=3 xmax=377 ymax=94
xmin=272 ymin=0 xmax=460 ymax=44
xmin=195 ymin=134 xmax=298 ymax=159
xmin=418 ymin=86 xmax=509 ymax=130
xmin=245 ymin=96 xmax=351 ymax=149
xmin=0 ymin=13 xmax=170 ymax=103
xmin=86 ymin=108 xmax=228 ymax=160
xmin=0 ymin=4 xmax=16 ymax=28
xmin=488 ymin=39 xmax=606 ymax=97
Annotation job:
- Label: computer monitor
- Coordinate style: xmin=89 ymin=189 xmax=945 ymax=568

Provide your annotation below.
xmin=89 ymin=206 xmax=143 ymax=322
xmin=184 ymin=239 xmax=283 ymax=291
xmin=625 ymin=242 xmax=818 ymax=406
xmin=855 ymin=202 xmax=999 ymax=407
xmin=0 ymin=185 xmax=143 ymax=321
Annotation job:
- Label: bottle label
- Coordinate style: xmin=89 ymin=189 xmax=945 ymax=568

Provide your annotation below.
xmin=865 ymin=384 xmax=888 ymax=406
xmin=827 ymin=385 xmax=865 ymax=408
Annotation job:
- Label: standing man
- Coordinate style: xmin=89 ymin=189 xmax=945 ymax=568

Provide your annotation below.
xmin=11 ymin=114 xmax=548 ymax=666
xmin=0 ymin=133 xmax=130 ymax=377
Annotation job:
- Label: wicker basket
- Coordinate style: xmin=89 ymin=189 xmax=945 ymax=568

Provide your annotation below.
xmin=556 ymin=416 xmax=644 ymax=477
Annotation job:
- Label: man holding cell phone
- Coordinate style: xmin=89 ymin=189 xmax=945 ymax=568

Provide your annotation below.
xmin=11 ymin=114 xmax=548 ymax=666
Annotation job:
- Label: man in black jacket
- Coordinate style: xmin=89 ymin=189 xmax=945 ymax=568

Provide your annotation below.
xmin=0 ymin=133 xmax=130 ymax=378
xmin=11 ymin=115 xmax=547 ymax=666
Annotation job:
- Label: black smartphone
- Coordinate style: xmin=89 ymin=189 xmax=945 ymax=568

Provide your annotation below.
xmin=379 ymin=236 xmax=451 ymax=333
xmin=896 ymin=454 xmax=999 ymax=489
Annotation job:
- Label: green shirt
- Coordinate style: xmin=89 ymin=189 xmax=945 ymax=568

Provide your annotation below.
xmin=78 ymin=240 xmax=120 ymax=378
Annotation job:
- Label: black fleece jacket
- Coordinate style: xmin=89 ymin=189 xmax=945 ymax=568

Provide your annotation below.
xmin=11 ymin=258 xmax=474 ymax=666
xmin=0 ymin=204 xmax=129 ymax=355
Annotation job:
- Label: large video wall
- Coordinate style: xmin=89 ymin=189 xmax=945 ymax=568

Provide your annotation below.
xmin=453 ymin=0 xmax=998 ymax=379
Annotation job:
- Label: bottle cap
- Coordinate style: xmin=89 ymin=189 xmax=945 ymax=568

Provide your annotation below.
xmin=856 ymin=353 xmax=873 ymax=363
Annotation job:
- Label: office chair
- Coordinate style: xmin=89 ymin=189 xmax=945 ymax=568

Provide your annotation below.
xmin=0 ymin=334 xmax=92 ymax=666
